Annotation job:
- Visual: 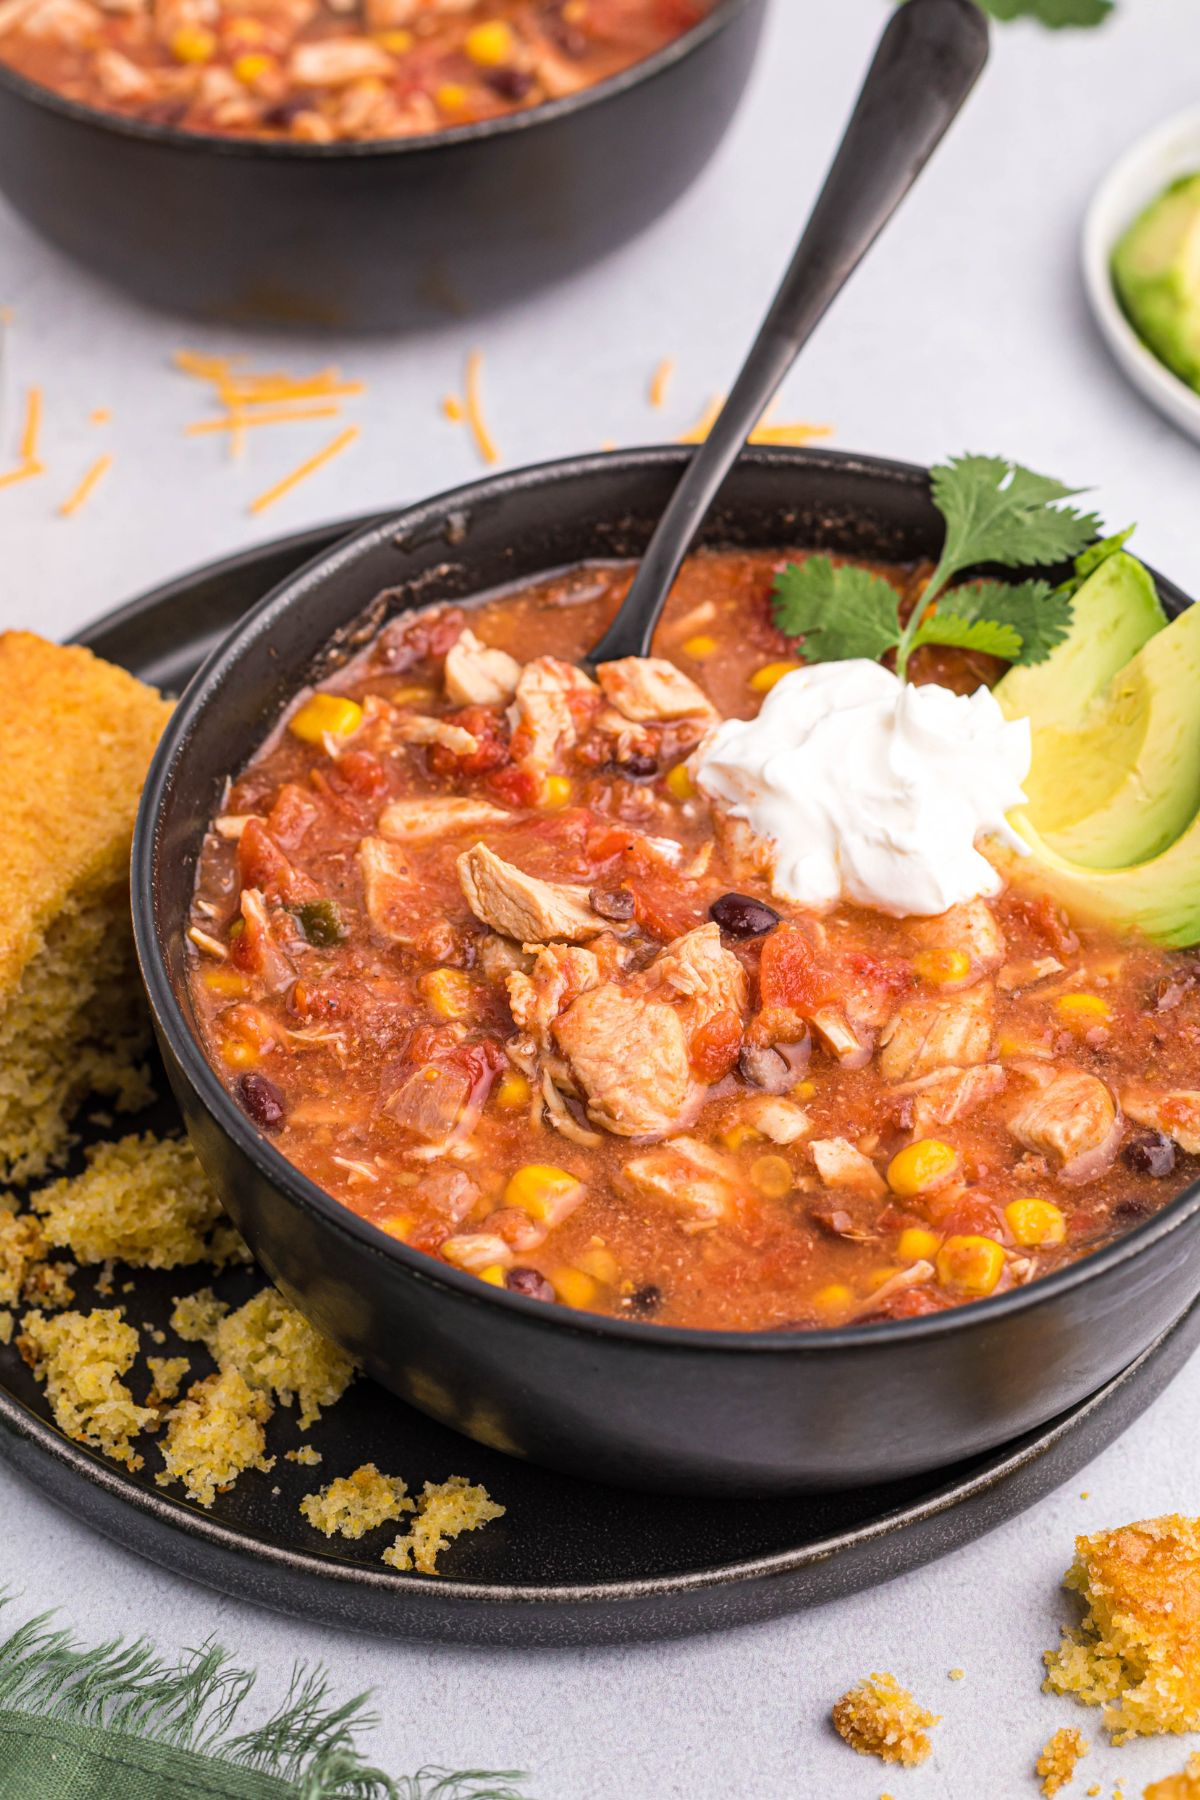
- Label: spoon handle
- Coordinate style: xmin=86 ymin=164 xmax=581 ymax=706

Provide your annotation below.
xmin=588 ymin=0 xmax=989 ymax=666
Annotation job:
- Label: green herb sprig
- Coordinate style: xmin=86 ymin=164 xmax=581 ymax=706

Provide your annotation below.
xmin=771 ymin=454 xmax=1111 ymax=680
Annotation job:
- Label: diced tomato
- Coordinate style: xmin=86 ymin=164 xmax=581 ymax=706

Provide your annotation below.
xmin=690 ymin=1009 xmax=744 ymax=1083
xmin=844 ymin=949 xmax=914 ymax=999
xmin=330 ymin=750 xmax=390 ymax=802
xmin=265 ymin=783 xmax=320 ymax=849
xmin=930 ymin=1192 xmax=1003 ymax=1238
xmin=759 ymin=924 xmax=836 ymax=1013
xmin=431 ymin=704 xmax=512 ymax=777
xmin=1009 ymin=892 xmax=1080 ymax=961
xmin=859 ymin=1286 xmax=950 ymax=1322
xmin=372 ymin=606 xmax=466 ymax=674
xmin=630 ymin=878 xmax=707 ymax=943
xmin=486 ymin=763 xmax=540 ymax=808
xmin=237 ymin=819 xmax=319 ymax=906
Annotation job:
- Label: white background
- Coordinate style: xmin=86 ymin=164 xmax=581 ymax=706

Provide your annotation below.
xmin=2 ymin=2 xmax=1200 ymax=1795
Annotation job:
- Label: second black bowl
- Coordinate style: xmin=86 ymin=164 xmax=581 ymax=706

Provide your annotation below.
xmin=132 ymin=446 xmax=1200 ymax=1495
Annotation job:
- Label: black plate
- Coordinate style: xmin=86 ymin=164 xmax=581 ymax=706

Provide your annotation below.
xmin=0 ymin=518 xmax=1192 ymax=1648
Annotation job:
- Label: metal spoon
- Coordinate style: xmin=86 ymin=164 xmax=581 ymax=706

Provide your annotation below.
xmin=587 ymin=0 xmax=989 ymax=667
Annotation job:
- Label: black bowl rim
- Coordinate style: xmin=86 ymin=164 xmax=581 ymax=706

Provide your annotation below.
xmin=0 ymin=0 xmax=752 ymax=161
xmin=132 ymin=442 xmax=1200 ymax=1360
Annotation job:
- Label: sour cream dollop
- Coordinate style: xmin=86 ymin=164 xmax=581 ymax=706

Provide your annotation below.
xmin=691 ymin=660 xmax=1032 ymax=918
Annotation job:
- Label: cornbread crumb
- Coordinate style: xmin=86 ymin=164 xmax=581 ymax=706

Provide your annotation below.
xmin=285 ymin=1445 xmax=322 ymax=1466
xmin=19 ymin=1307 xmax=154 ymax=1469
xmin=382 ymin=1477 xmax=505 ymax=1576
xmin=0 ymin=633 xmax=171 ymax=1182
xmin=156 ymin=1368 xmax=274 ymax=1507
xmin=1044 ymin=1515 xmax=1200 ymax=1741
xmin=949 ymin=1667 xmax=965 ymax=1681
xmin=1037 ymin=1726 xmax=1088 ymax=1796
xmin=23 ymin=1259 xmax=76 ymax=1311
xmin=1087 ymin=1787 xmax=1100 ymax=1797
xmin=0 ymin=1310 xmax=12 ymax=1344
xmin=173 ymin=1286 xmax=354 ymax=1428
xmin=831 ymin=1672 xmax=939 ymax=1768
xmin=300 ymin=1463 xmax=412 ymax=1540
xmin=146 ymin=1355 xmax=190 ymax=1403
xmin=32 ymin=1133 xmax=244 ymax=1269
xmin=1145 ymin=1756 xmax=1200 ymax=1800
xmin=0 ymin=1210 xmax=47 ymax=1305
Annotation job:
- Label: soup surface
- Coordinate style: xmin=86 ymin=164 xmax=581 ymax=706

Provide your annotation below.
xmin=186 ymin=551 xmax=1200 ymax=1331
xmin=0 ymin=0 xmax=711 ymax=141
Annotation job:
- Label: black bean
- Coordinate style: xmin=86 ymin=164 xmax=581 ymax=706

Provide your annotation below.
xmin=506 ymin=1267 xmax=555 ymax=1302
xmin=1121 ymin=1130 xmax=1176 ymax=1178
xmin=1113 ymin=1193 xmax=1158 ymax=1221
xmin=737 ymin=1043 xmax=792 ymax=1094
xmin=589 ymin=886 xmax=636 ymax=923
xmin=237 ymin=1072 xmax=286 ymax=1132
xmin=487 ymin=66 xmax=534 ymax=101
xmin=620 ymin=751 xmax=659 ymax=780
xmin=623 ymin=1284 xmax=662 ymax=1317
xmin=710 ymin=892 xmax=780 ymax=938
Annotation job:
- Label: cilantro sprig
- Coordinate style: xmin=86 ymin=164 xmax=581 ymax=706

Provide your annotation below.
xmin=771 ymin=454 xmax=1115 ymax=680
xmin=903 ymin=0 xmax=1113 ymax=26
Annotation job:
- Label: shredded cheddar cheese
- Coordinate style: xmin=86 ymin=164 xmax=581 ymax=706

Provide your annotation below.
xmin=0 ymin=461 xmax=43 ymax=491
xmin=463 ymin=349 xmax=499 ymax=466
xmin=442 ymin=393 xmax=465 ymax=423
xmin=58 ymin=453 xmax=112 ymax=518
xmin=678 ymin=393 xmax=833 ymax=448
xmin=19 ymin=387 xmax=41 ymax=465
xmin=185 ymin=404 xmax=342 ymax=436
xmin=175 ymin=348 xmax=366 ymax=467
xmin=649 ymin=357 xmax=675 ymax=409
xmin=248 ymin=425 xmax=359 ymax=516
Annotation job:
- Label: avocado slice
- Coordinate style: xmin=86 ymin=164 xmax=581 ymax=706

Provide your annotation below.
xmin=994 ymin=551 xmax=1166 ymax=740
xmin=1008 ymin=810 xmax=1200 ymax=948
xmin=1112 ymin=173 xmax=1200 ymax=393
xmin=1030 ymin=600 xmax=1200 ymax=866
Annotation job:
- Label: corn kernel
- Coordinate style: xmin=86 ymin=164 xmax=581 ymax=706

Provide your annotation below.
xmin=169 ymin=23 xmax=215 ymax=61
xmin=665 ymin=762 xmax=694 ymax=802
xmin=504 ymin=1164 xmax=583 ymax=1222
xmin=381 ymin=1214 xmax=413 ymax=1241
xmin=288 ymin=693 xmax=363 ymax=744
xmin=887 ymin=1138 xmax=960 ymax=1197
xmin=436 ymin=82 xmax=469 ymax=112
xmin=812 ymin=1282 xmax=853 ymax=1319
xmin=897 ymin=1226 xmax=941 ymax=1263
xmin=553 ymin=1266 xmax=597 ymax=1309
xmin=202 ymin=967 xmax=249 ymax=997
xmin=374 ymin=27 xmax=413 ymax=51
xmin=936 ymin=1235 xmax=1005 ymax=1296
xmin=913 ymin=948 xmax=971 ymax=986
xmin=749 ymin=659 xmax=801 ymax=694
xmin=791 ymin=1079 xmax=816 ymax=1100
xmin=720 ymin=1122 xmax=761 ymax=1152
xmin=478 ymin=1264 xmax=507 ymax=1287
xmin=1055 ymin=992 xmax=1111 ymax=1025
xmin=575 ymin=1247 xmax=618 ymax=1285
xmin=541 ymin=774 xmax=572 ymax=809
xmin=494 ymin=1070 xmax=531 ymax=1110
xmin=465 ymin=19 xmax=515 ymax=65
xmin=220 ymin=1038 xmax=258 ymax=1069
xmin=418 ymin=967 xmax=473 ymax=1020
xmin=680 ymin=633 xmax=718 ymax=659
xmin=750 ymin=1154 xmax=793 ymax=1199
xmin=1004 ymin=1197 xmax=1066 ymax=1247
xmin=232 ymin=50 xmax=272 ymax=82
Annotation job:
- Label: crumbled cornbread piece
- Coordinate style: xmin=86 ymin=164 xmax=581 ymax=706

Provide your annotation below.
xmin=145 ymin=1355 xmax=190 ymax=1404
xmin=156 ymin=1368 xmax=274 ymax=1508
xmin=300 ymin=1463 xmax=412 ymax=1540
xmin=173 ymin=1285 xmax=354 ymax=1428
xmin=381 ymin=1477 xmax=505 ymax=1576
xmin=0 ymin=634 xmax=171 ymax=1183
xmin=1038 ymin=1726 xmax=1089 ymax=1796
xmin=831 ymin=1672 xmax=939 ymax=1768
xmin=0 ymin=1209 xmax=47 ymax=1306
xmin=23 ymin=1259 xmax=76 ymax=1310
xmin=0 ymin=1309 xmax=13 ymax=1344
xmin=1044 ymin=1516 xmax=1200 ymax=1741
xmin=285 ymin=1445 xmax=322 ymax=1466
xmin=32 ymin=1133 xmax=245 ymax=1269
xmin=19 ymin=1307 xmax=155 ymax=1469
xmin=1145 ymin=1755 xmax=1200 ymax=1800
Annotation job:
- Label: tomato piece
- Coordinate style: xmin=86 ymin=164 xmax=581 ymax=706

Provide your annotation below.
xmin=759 ymin=924 xmax=835 ymax=1012
xmin=690 ymin=1008 xmax=744 ymax=1082
xmin=265 ymin=783 xmax=320 ymax=849
xmin=486 ymin=763 xmax=540 ymax=808
xmin=430 ymin=705 xmax=512 ymax=777
xmin=630 ymin=878 xmax=707 ymax=943
xmin=237 ymin=819 xmax=318 ymax=906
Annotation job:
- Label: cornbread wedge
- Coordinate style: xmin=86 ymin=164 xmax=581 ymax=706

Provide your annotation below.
xmin=0 ymin=633 xmax=172 ymax=1180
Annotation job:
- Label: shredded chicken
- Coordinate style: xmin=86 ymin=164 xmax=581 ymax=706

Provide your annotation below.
xmin=896 ymin=1064 xmax=1007 ymax=1135
xmin=810 ymin=1137 xmax=887 ymax=1200
xmin=288 ymin=36 xmax=392 ymax=84
xmin=378 ymin=796 xmax=510 ymax=842
xmin=1122 ymin=1087 xmax=1200 ymax=1155
xmin=620 ymin=1138 xmax=737 ymax=1230
xmin=877 ymin=983 xmax=994 ymax=1084
xmin=910 ymin=899 xmax=1006 ymax=983
xmin=1007 ymin=1062 xmax=1122 ymax=1184
xmin=511 ymin=657 xmax=598 ymax=778
xmin=358 ymin=836 xmax=421 ymax=944
xmin=457 ymin=843 xmax=603 ymax=944
xmin=443 ymin=629 xmax=521 ymax=708
xmin=595 ymin=657 xmax=718 ymax=725
xmin=391 ymin=711 xmax=479 ymax=756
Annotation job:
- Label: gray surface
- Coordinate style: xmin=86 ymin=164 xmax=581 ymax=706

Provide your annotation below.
xmin=1 ymin=1 xmax=1198 ymax=1794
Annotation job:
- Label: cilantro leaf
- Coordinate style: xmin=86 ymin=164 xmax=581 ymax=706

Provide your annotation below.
xmin=909 ymin=611 xmax=1023 ymax=662
xmin=978 ymin=0 xmax=1112 ymax=24
xmin=771 ymin=558 xmax=901 ymax=663
xmin=930 ymin=455 xmax=1103 ymax=579
xmin=929 ymin=579 xmax=1073 ymax=665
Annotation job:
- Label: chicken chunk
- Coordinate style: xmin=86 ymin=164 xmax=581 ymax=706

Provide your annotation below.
xmin=552 ymin=924 xmax=747 ymax=1139
xmin=739 ymin=1097 xmax=811 ymax=1145
xmin=508 ymin=944 xmax=601 ymax=1050
xmin=910 ymin=899 xmax=1006 ymax=986
xmin=878 ymin=983 xmax=994 ymax=1084
xmin=289 ymin=37 xmax=392 ymax=85
xmin=457 ymin=843 xmax=603 ymax=944
xmin=512 ymin=657 xmax=599 ymax=777
xmin=810 ymin=1138 xmax=887 ymax=1200
xmin=596 ymin=657 xmax=718 ymax=725
xmin=1007 ymin=1062 xmax=1121 ymax=1183
xmin=358 ymin=837 xmax=421 ymax=944
xmin=443 ymin=629 xmax=521 ymax=708
xmin=897 ymin=1064 xmax=1006 ymax=1136
xmin=1122 ymin=1088 xmax=1200 ymax=1155
xmin=391 ymin=712 xmax=479 ymax=756
xmin=378 ymin=796 xmax=510 ymax=842
xmin=620 ymin=1138 xmax=737 ymax=1230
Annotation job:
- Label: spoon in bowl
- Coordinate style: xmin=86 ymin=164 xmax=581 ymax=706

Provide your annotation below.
xmin=587 ymin=0 xmax=990 ymax=668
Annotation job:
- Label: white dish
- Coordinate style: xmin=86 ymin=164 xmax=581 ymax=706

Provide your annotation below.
xmin=1082 ymin=106 xmax=1200 ymax=446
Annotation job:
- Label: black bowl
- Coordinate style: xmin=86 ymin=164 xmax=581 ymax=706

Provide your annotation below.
xmin=132 ymin=445 xmax=1200 ymax=1496
xmin=0 ymin=0 xmax=764 ymax=330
